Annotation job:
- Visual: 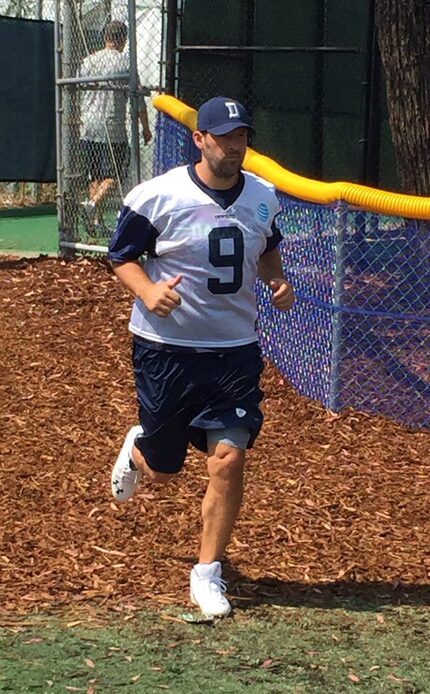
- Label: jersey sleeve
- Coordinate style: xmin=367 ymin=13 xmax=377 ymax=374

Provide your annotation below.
xmin=108 ymin=207 xmax=159 ymax=262
xmin=261 ymin=216 xmax=283 ymax=254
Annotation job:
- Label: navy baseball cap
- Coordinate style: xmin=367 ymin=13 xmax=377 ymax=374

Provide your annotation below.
xmin=197 ymin=96 xmax=254 ymax=135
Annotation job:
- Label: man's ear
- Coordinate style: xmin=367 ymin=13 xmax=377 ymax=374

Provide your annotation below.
xmin=192 ymin=130 xmax=205 ymax=150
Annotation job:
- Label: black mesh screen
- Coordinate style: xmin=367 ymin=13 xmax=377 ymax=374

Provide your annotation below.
xmin=177 ymin=0 xmax=397 ymax=188
xmin=0 ymin=16 xmax=55 ymax=182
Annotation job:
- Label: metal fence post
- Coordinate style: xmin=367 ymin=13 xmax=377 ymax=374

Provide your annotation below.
xmin=165 ymin=0 xmax=178 ymax=95
xmin=360 ymin=0 xmax=381 ymax=186
xmin=54 ymin=0 xmax=64 ymax=252
xmin=128 ymin=0 xmax=140 ymax=188
xmin=329 ymin=200 xmax=349 ymax=413
xmin=61 ymin=0 xmax=81 ymax=256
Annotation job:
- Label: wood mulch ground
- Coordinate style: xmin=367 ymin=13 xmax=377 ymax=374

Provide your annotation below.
xmin=1 ymin=256 xmax=430 ymax=616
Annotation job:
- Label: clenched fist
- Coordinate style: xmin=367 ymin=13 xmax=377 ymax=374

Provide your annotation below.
xmin=269 ymin=278 xmax=295 ymax=311
xmin=142 ymin=274 xmax=183 ymax=318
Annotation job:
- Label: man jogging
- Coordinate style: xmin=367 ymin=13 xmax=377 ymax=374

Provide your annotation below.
xmin=108 ymin=96 xmax=294 ymax=617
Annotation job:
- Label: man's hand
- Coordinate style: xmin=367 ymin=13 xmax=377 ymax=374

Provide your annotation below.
xmin=141 ymin=274 xmax=182 ymax=317
xmin=142 ymin=125 xmax=152 ymax=144
xmin=269 ymin=278 xmax=295 ymax=311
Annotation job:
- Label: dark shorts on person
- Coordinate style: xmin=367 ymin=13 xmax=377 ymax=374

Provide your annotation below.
xmin=132 ymin=339 xmax=264 ymax=474
xmin=80 ymin=140 xmax=130 ymax=181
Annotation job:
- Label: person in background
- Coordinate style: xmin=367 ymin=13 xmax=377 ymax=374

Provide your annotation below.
xmin=107 ymin=96 xmax=295 ymax=617
xmin=79 ymin=20 xmax=152 ymax=228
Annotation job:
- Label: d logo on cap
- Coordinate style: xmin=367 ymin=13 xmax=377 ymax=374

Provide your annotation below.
xmin=197 ymin=96 xmax=254 ymax=136
xmin=225 ymin=101 xmax=241 ymax=119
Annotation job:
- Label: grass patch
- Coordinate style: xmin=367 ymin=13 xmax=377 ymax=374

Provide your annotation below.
xmin=0 ymin=604 xmax=429 ymax=693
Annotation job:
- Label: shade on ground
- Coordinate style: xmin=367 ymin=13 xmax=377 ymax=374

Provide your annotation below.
xmin=0 ymin=209 xmax=57 ymax=255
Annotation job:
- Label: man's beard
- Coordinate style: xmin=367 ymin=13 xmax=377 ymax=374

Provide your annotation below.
xmin=209 ymin=155 xmax=244 ymax=180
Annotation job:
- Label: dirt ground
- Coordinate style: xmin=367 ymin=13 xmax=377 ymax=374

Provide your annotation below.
xmin=1 ymin=256 xmax=430 ymax=616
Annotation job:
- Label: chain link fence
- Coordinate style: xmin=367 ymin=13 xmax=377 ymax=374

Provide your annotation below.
xmin=1 ymin=1 xmax=163 ymax=224
xmin=258 ymin=204 xmax=430 ymax=429
xmin=155 ymin=111 xmax=430 ymax=430
xmin=54 ymin=0 xmax=163 ymax=253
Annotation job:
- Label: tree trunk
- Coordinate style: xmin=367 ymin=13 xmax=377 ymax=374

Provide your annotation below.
xmin=375 ymin=0 xmax=430 ymax=195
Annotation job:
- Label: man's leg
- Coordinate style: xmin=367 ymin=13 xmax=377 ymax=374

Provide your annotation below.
xmin=92 ymin=143 xmax=128 ymax=211
xmin=111 ymin=426 xmax=177 ymax=502
xmin=90 ymin=177 xmax=116 ymax=207
xmin=83 ymin=178 xmax=116 ymax=226
xmin=132 ymin=443 xmax=176 ymax=484
xmin=190 ymin=444 xmax=249 ymax=617
xmin=190 ymin=435 xmax=247 ymax=617
xmin=199 ymin=441 xmax=246 ymax=563
xmin=112 ymin=343 xmax=191 ymax=501
xmin=84 ymin=141 xmax=125 ymax=225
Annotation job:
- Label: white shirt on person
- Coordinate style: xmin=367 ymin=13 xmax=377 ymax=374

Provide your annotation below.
xmin=80 ymin=47 xmax=145 ymax=143
xmin=108 ymin=164 xmax=282 ymax=349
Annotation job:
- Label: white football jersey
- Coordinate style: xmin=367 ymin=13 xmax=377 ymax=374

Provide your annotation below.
xmin=109 ymin=165 xmax=281 ymax=348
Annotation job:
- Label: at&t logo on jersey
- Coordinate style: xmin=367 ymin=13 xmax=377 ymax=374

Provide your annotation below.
xmin=256 ymin=202 xmax=269 ymax=223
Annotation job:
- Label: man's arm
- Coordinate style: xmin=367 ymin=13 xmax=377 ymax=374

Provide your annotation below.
xmin=112 ymin=260 xmax=181 ymax=318
xmin=139 ymin=106 xmax=152 ymax=144
xmin=257 ymin=248 xmax=295 ymax=311
xmin=137 ymin=93 xmax=152 ymax=144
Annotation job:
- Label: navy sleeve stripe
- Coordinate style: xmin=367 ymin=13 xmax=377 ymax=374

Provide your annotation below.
xmin=262 ymin=220 xmax=283 ymax=254
xmin=107 ymin=206 xmax=159 ymax=262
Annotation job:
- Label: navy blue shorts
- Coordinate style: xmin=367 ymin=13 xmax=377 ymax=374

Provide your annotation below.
xmin=132 ymin=339 xmax=264 ymax=474
xmin=80 ymin=140 xmax=130 ymax=181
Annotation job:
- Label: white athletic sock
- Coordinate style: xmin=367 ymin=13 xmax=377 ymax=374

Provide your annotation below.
xmin=194 ymin=561 xmax=221 ymax=578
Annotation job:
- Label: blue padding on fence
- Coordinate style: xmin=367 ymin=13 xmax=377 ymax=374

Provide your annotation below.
xmin=155 ymin=112 xmax=430 ymax=430
xmin=154 ymin=113 xmax=200 ymax=176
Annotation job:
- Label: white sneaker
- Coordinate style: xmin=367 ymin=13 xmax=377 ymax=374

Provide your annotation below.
xmin=190 ymin=561 xmax=232 ymax=617
xmin=111 ymin=425 xmax=143 ymax=502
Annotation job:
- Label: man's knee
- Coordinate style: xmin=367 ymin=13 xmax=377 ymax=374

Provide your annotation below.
xmin=207 ymin=445 xmax=245 ymax=485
